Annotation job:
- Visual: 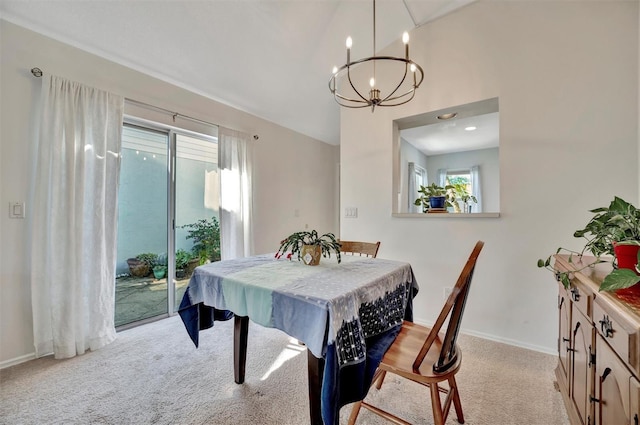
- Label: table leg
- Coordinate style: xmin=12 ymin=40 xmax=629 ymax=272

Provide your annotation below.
xmin=234 ymin=315 xmax=249 ymax=384
xmin=307 ymin=349 xmax=325 ymax=425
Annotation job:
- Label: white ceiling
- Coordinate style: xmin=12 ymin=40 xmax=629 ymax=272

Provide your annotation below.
xmin=401 ymin=112 xmax=499 ymax=156
xmin=0 ymin=0 xmax=476 ymax=145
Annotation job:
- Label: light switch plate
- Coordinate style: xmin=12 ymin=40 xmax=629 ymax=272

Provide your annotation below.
xmin=344 ymin=207 xmax=358 ymax=218
xmin=9 ymin=202 xmax=25 ymax=219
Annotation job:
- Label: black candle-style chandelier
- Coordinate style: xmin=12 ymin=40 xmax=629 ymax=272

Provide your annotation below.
xmin=328 ymin=0 xmax=424 ymax=112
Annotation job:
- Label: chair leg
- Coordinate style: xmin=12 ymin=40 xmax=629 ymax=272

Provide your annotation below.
xmin=374 ymin=370 xmax=387 ymax=390
xmin=449 ymin=376 xmax=465 ymax=423
xmin=348 ymin=401 xmax=363 ymax=425
xmin=430 ymin=383 xmax=445 ymax=425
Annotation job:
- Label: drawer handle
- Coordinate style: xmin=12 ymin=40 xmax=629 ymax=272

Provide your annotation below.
xmin=599 ymin=315 xmax=614 ymax=338
xmin=635 ymin=413 xmax=638 ymax=425
xmin=570 ymin=287 xmax=580 ymax=302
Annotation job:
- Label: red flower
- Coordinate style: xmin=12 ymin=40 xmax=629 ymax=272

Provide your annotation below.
xmin=286 ymin=252 xmax=292 ymax=259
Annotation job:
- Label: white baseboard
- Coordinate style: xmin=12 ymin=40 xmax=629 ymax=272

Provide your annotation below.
xmin=412 ymin=318 xmax=557 ymax=356
xmin=0 ymin=352 xmax=36 ymax=370
xmin=461 ymin=328 xmax=557 ymax=356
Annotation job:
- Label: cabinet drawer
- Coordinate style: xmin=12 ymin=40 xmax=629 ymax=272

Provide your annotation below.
xmin=568 ymin=278 xmax=592 ymax=320
xmin=594 ymin=297 xmax=640 ymax=376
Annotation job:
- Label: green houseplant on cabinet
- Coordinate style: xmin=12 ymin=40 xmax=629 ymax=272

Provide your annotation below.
xmin=537 ymin=196 xmax=640 ymax=293
xmin=275 ymin=230 xmax=341 ymax=265
xmin=414 ymin=183 xmax=455 ymax=212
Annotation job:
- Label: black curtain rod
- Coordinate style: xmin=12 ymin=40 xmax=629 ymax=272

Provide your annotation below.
xmin=30 ymin=67 xmax=259 ymax=141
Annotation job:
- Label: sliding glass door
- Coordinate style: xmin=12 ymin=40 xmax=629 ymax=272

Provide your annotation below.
xmin=115 ymin=121 xmax=219 ymax=328
xmin=115 ymin=124 xmax=169 ymax=327
xmin=174 ymin=133 xmax=220 ymax=310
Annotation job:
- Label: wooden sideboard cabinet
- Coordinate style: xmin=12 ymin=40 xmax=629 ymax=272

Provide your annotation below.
xmin=554 ymin=255 xmax=640 ymax=425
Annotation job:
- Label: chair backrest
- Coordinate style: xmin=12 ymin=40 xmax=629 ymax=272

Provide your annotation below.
xmin=339 ymin=241 xmax=381 ymax=258
xmin=413 ymin=240 xmax=484 ymax=373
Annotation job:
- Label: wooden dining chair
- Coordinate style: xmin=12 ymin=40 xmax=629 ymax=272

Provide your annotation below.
xmin=339 ymin=240 xmax=381 ymax=258
xmin=348 ymin=240 xmax=485 ymax=425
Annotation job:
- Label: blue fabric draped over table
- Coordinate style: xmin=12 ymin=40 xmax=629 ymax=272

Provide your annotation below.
xmin=178 ymin=254 xmax=418 ymax=425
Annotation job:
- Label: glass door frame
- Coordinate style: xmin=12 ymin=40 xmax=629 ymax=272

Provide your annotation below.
xmin=123 ymin=115 xmax=218 ymax=318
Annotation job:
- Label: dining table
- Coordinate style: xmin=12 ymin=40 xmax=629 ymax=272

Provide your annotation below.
xmin=178 ymin=253 xmax=418 ymax=425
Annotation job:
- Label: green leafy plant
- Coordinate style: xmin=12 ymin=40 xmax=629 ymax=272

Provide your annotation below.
xmin=537 ymin=196 xmax=640 ymax=291
xmin=450 ymin=182 xmax=477 ymax=213
xmin=414 ymin=183 xmax=455 ymax=212
xmin=175 ymin=248 xmax=195 ymax=270
xmin=275 ymin=230 xmax=342 ymax=263
xmin=136 ymin=252 xmax=159 ymax=268
xmin=181 ymin=216 xmax=221 ymax=264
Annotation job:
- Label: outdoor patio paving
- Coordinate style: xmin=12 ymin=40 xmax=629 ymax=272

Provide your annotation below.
xmin=115 ymin=275 xmax=190 ymax=327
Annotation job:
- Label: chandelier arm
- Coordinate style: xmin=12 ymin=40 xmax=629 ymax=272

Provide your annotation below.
xmin=377 ymin=88 xmax=417 ymax=106
xmin=378 ymin=72 xmax=424 ymax=104
xmin=346 ymin=66 xmax=371 ymax=103
xmin=334 ymin=92 xmax=370 ymax=104
xmin=379 ymin=64 xmax=409 ymax=104
xmin=334 ymin=99 xmax=374 ymax=109
xmin=328 ymin=56 xmax=424 ymax=108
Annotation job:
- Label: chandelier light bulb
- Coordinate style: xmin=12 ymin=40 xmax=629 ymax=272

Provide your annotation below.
xmin=369 ymin=78 xmax=375 ymax=88
xmin=332 ymin=66 xmax=338 ymax=75
xmin=410 ymin=63 xmax=416 ymax=72
xmin=402 ymin=32 xmax=409 ymax=44
xmin=346 ymin=37 xmax=353 ymax=49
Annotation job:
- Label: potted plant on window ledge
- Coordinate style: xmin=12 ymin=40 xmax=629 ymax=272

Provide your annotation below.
xmin=414 ymin=183 xmax=455 ymax=213
xmin=275 ymin=230 xmax=341 ymax=266
xmin=451 ymin=182 xmax=477 ymax=213
xmin=537 ymin=196 xmax=640 ymax=297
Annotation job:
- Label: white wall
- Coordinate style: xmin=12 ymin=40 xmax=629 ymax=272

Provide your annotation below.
xmin=340 ymin=1 xmax=638 ymax=353
xmin=0 ymin=20 xmax=338 ymax=366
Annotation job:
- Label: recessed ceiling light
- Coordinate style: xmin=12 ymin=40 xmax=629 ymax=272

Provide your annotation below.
xmin=465 ymin=126 xmax=477 ymax=131
xmin=437 ymin=113 xmax=457 ymax=120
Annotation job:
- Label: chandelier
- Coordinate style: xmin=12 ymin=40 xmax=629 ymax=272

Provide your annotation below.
xmin=328 ymin=0 xmax=424 ymax=112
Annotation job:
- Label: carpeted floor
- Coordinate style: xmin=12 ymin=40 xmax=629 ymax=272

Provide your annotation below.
xmin=0 ymin=316 xmax=568 ymax=425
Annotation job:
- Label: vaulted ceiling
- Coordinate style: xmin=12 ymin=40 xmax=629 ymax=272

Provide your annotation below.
xmin=1 ymin=0 xmax=475 ymax=145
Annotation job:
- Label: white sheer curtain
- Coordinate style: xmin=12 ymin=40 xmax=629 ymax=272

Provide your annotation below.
xmin=437 ymin=168 xmax=447 ymax=186
xmin=408 ymin=162 xmax=426 ymax=213
xmin=219 ymin=127 xmax=254 ymax=260
xmin=30 ymin=75 xmax=124 ymax=359
xmin=407 ymin=162 xmax=417 ymax=213
xmin=471 ymin=165 xmax=482 ymax=212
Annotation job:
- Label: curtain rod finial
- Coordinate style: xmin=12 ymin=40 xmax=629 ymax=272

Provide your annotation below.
xmin=31 ymin=67 xmax=43 ymax=77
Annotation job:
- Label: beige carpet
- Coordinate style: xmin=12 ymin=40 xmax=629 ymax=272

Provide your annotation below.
xmin=0 ymin=316 xmax=568 ymax=425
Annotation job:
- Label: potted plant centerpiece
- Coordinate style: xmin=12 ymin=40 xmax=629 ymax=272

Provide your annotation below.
xmin=538 ymin=196 xmax=640 ymax=295
xmin=414 ymin=183 xmax=455 ymax=213
xmin=276 ymin=230 xmax=341 ymax=266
